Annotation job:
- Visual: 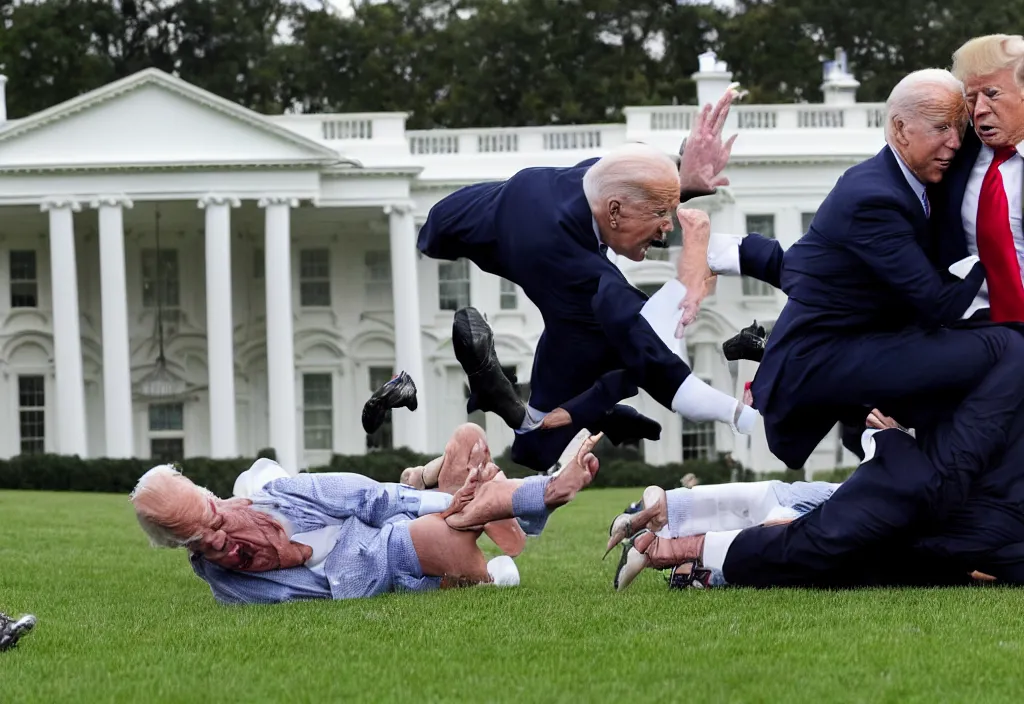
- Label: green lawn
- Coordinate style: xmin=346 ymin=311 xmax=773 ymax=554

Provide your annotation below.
xmin=1 ymin=487 xmax=1022 ymax=703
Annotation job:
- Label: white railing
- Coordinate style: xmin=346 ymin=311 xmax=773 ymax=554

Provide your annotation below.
xmin=626 ymin=103 xmax=887 ymax=132
xmin=406 ymin=124 xmax=626 ymax=155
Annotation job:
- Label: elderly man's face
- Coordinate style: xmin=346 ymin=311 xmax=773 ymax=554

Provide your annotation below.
xmin=894 ymin=88 xmax=967 ymax=183
xmin=603 ymin=181 xmax=679 ymax=262
xmin=190 ymin=498 xmax=310 ymax=572
xmin=965 ymin=68 xmax=1024 ymax=148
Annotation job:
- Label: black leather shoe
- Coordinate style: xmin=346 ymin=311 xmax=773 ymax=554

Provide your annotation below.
xmin=453 ymin=307 xmax=526 ymax=429
xmin=0 ymin=612 xmax=36 ymax=652
xmin=723 ymin=320 xmax=767 ymax=362
xmin=595 ymin=404 xmax=662 ymax=446
xmin=362 ymin=370 xmax=418 ymax=434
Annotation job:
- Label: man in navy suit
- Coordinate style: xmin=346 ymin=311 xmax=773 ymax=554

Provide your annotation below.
xmin=700 ymin=69 xmax=1023 ymax=471
xmin=608 ymin=324 xmax=1024 ymax=590
xmin=417 ymin=91 xmax=758 ymax=472
xmin=929 ymin=34 xmax=1024 ymax=323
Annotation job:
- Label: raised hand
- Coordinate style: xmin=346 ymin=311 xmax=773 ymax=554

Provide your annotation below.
xmin=675 ymin=206 xmax=713 ymax=333
xmin=678 ymin=85 xmax=742 ymax=198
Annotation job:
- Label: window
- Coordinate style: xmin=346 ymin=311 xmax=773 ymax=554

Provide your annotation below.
xmin=253 ymin=248 xmax=265 ymax=279
xmin=367 ymin=367 xmax=394 ymax=450
xmin=149 ymin=402 xmax=184 ymax=462
xmin=439 ymin=259 xmax=470 ymax=310
xmin=141 ymin=250 xmax=180 ymax=308
xmin=303 ymin=373 xmax=333 ymax=450
xmin=801 ymin=211 xmax=816 ymax=234
xmin=299 ymin=249 xmax=331 ymax=307
xmin=742 ymin=214 xmax=775 ymax=297
xmin=10 ymin=251 xmax=38 ymax=308
xmin=500 ymin=279 xmax=518 ymax=310
xmin=682 ymin=375 xmax=716 ymax=461
xmin=18 ymin=375 xmax=44 ymax=454
xmin=365 ymin=251 xmax=393 ymax=309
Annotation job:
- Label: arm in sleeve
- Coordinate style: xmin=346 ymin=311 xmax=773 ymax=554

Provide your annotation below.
xmin=708 ymin=233 xmax=785 ymax=290
xmin=591 ymin=275 xmax=753 ymax=431
xmin=845 ymin=201 xmax=985 ymax=326
xmin=259 ymin=473 xmax=453 ymax=533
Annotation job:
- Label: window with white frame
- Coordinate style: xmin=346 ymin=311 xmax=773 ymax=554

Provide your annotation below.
xmin=299 ymin=249 xmax=331 ymax=307
xmin=499 ymin=278 xmax=518 ymax=310
xmin=742 ymin=214 xmax=775 ymax=297
xmin=367 ymin=367 xmax=394 ymax=450
xmin=141 ymin=249 xmax=180 ymax=309
xmin=438 ymin=259 xmax=470 ymax=310
xmin=10 ymin=251 xmax=38 ymax=308
xmin=365 ymin=251 xmax=393 ymax=309
xmin=801 ymin=211 xmax=817 ymax=234
xmin=303 ymin=373 xmax=333 ymax=450
xmin=149 ymin=402 xmax=184 ymax=462
xmin=18 ymin=375 xmax=45 ymax=455
xmin=681 ymin=376 xmax=717 ymax=461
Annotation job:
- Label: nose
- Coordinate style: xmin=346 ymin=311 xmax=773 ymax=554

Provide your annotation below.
xmin=948 ymin=129 xmax=962 ymax=150
xmin=974 ymin=95 xmax=991 ymax=118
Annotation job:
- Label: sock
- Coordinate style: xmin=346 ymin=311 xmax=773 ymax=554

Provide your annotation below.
xmin=486 ymin=556 xmax=520 ymax=587
xmin=701 ymin=529 xmax=742 ymax=585
xmin=515 ymin=406 xmax=546 ymax=434
xmin=672 ymin=375 xmax=754 ymax=433
xmin=511 ymin=475 xmax=551 ymax=536
xmin=663 ymin=482 xmax=781 ymax=537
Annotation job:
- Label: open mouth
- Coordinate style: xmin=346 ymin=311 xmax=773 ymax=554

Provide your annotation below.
xmin=978 ymin=125 xmax=997 ymax=136
xmin=648 ymin=235 xmax=669 ymax=249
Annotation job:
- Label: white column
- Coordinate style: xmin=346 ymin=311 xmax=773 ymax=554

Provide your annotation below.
xmin=259 ymin=197 xmax=298 ymax=472
xmin=200 ymin=195 xmax=240 ymax=458
xmin=92 ymin=196 xmax=135 ymax=458
xmin=42 ymin=198 xmax=88 ymax=456
xmin=384 ymin=203 xmax=429 ymax=452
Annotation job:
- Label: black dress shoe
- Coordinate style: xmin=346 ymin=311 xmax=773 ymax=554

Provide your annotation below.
xmin=452 ymin=307 xmax=526 ymax=429
xmin=361 ymin=370 xmax=418 ymax=434
xmin=595 ymin=404 xmax=662 ymax=445
xmin=0 ymin=612 xmax=36 ymax=652
xmin=722 ymin=320 xmax=767 ymax=362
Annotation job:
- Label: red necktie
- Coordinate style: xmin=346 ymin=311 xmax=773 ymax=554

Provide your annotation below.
xmin=976 ymin=146 xmax=1024 ymax=322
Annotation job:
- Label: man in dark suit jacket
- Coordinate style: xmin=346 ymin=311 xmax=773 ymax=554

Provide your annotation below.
xmin=707 ymin=69 xmax=1024 ymax=471
xmin=928 ymin=34 xmax=1024 ymax=323
xmin=609 ymin=326 xmax=1024 ymax=590
xmin=417 ymin=93 xmax=758 ymax=472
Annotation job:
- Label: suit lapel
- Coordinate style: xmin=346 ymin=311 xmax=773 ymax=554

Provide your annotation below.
xmin=881 ymin=146 xmax=929 ymax=232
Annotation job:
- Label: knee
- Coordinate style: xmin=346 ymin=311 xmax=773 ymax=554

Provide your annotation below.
xmin=448 ymin=422 xmax=487 ymax=449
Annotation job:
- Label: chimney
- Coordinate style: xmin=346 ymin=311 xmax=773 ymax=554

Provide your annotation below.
xmin=821 ymin=49 xmax=859 ymax=105
xmin=0 ymin=75 xmax=7 ymax=126
xmin=692 ymin=50 xmax=733 ymax=106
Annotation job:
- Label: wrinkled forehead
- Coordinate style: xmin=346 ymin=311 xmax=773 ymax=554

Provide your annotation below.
xmin=964 ymin=68 xmax=1019 ymax=94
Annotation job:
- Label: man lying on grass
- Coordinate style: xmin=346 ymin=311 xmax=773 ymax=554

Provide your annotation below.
xmin=130 ymin=423 xmax=600 ymax=605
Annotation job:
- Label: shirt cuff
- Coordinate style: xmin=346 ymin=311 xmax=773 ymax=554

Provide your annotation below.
xmin=707 ymin=233 xmax=743 ymax=276
xmin=703 ymin=529 xmax=742 ymax=585
xmin=416 ymin=490 xmax=454 ymax=516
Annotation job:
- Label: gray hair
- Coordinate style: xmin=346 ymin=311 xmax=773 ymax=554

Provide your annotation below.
xmin=582 ymin=143 xmax=679 ymax=213
xmin=952 ymin=34 xmax=1024 ymax=88
xmin=884 ymin=69 xmax=965 ymax=142
xmin=130 ymin=464 xmax=213 ymax=548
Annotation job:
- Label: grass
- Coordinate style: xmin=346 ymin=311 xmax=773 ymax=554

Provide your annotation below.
xmin=1 ymin=487 xmax=1023 ymax=703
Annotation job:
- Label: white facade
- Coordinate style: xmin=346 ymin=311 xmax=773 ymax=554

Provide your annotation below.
xmin=0 ymin=54 xmax=883 ymax=473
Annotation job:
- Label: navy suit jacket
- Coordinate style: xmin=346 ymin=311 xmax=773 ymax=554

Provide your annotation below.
xmin=750 ymin=146 xmax=986 ymax=468
xmin=417 ymin=159 xmax=690 ymax=416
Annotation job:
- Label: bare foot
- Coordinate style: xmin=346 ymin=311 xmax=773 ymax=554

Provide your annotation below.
xmin=544 ymin=433 xmax=602 ymax=507
xmin=440 ymin=467 xmax=481 ymax=520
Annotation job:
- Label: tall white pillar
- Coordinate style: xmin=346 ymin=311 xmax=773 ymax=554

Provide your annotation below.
xmin=259 ymin=197 xmax=298 ymax=472
xmin=42 ymin=198 xmax=88 ymax=456
xmin=384 ymin=203 xmax=429 ymax=452
xmin=92 ymin=196 xmax=135 ymax=458
xmin=200 ymin=195 xmax=240 ymax=458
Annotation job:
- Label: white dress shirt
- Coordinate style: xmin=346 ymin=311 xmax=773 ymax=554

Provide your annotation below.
xmin=959 ymin=143 xmax=1024 ymax=310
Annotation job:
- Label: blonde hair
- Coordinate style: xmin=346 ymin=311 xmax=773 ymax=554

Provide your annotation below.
xmin=952 ymin=34 xmax=1024 ymax=86
xmin=130 ymin=465 xmax=215 ymax=548
xmin=582 ymin=143 xmax=679 ymax=213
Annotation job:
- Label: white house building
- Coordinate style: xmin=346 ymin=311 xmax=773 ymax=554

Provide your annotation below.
xmin=0 ymin=51 xmax=883 ymax=474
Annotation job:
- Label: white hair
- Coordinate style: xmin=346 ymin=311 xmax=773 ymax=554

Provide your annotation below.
xmin=130 ymin=464 xmax=213 ymax=548
xmin=884 ymin=69 xmax=965 ymax=142
xmin=582 ymin=143 xmax=679 ymax=212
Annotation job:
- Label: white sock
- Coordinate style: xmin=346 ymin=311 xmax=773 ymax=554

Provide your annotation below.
xmin=661 ymin=481 xmax=783 ymax=537
xmin=486 ymin=556 xmax=520 ymax=587
xmin=672 ymin=375 xmax=755 ymax=434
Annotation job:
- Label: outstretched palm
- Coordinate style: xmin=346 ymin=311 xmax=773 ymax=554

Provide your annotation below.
xmin=679 ymin=86 xmax=741 ymax=197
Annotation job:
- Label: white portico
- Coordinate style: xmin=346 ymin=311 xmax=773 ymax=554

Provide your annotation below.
xmin=0 ymin=51 xmax=883 ymax=473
